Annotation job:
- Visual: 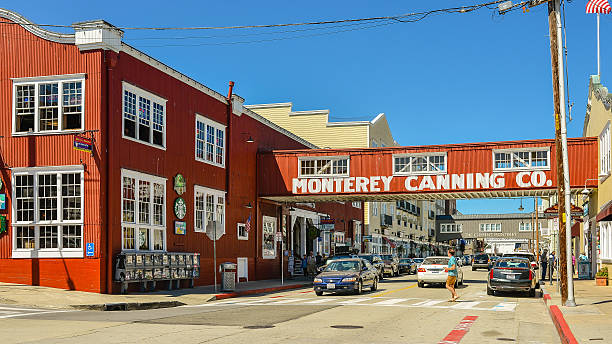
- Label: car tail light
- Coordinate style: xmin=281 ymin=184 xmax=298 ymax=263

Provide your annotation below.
xmin=418 ymin=268 xmax=426 ymax=272
xmin=529 ymin=270 xmax=533 ymax=280
xmin=489 ymin=269 xmax=494 ymax=279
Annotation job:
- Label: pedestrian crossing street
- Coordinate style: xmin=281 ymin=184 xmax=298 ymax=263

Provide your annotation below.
xmin=189 ymin=296 xmax=517 ymax=312
xmin=0 ymin=305 xmax=70 ymax=319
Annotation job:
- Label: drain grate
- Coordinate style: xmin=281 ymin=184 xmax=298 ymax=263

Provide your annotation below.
xmin=243 ymin=325 xmax=275 ymax=329
xmin=496 ymin=339 xmax=516 ymax=342
xmin=330 ymin=325 xmax=364 ymax=329
xmin=589 ymin=339 xmax=604 ymax=341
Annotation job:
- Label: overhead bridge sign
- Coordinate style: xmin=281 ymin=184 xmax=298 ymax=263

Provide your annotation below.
xmin=292 ymin=171 xmax=553 ymax=194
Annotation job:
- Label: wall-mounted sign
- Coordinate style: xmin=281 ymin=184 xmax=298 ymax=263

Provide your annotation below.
xmin=0 ymin=177 xmax=3 ymax=190
xmin=0 ymin=216 xmax=6 ymax=235
xmin=174 ymin=174 xmax=186 ymax=195
xmin=174 ymin=197 xmax=186 ymax=219
xmin=175 ymin=221 xmax=186 ymax=235
xmin=73 ymin=135 xmax=93 ymax=153
xmin=86 ymin=243 xmax=94 ymax=257
xmin=0 ymin=194 xmax=5 ymax=210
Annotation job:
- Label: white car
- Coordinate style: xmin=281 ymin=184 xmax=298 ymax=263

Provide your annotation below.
xmin=417 ymin=256 xmax=464 ymax=288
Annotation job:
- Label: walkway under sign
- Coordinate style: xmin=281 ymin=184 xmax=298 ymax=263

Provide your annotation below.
xmin=258 ymin=137 xmax=598 ymax=202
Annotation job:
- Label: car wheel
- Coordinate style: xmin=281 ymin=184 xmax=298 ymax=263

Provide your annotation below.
xmin=379 ymin=273 xmax=384 ymax=280
xmin=315 ymin=290 xmax=323 ymax=296
xmin=371 ymin=278 xmax=378 ymax=292
xmin=472 ymin=267 xmax=476 ymax=271
xmin=487 ymin=287 xmax=494 ymax=296
xmin=418 ymin=281 xmax=424 ymax=288
xmin=459 ymin=278 xmax=463 ymax=286
xmin=535 ymin=282 xmax=540 ymax=289
xmin=529 ymin=288 xmax=536 ymax=297
xmin=354 ymin=280 xmax=363 ymax=295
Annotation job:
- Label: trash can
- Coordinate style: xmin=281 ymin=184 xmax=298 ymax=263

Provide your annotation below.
xmin=578 ymin=260 xmax=591 ymax=279
xmin=220 ymin=262 xmax=237 ymax=291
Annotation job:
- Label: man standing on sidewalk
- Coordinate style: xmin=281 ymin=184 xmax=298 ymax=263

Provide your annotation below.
xmin=541 ymin=250 xmax=548 ymax=281
xmin=548 ymin=251 xmax=556 ymax=281
xmin=445 ymin=249 xmax=459 ymax=302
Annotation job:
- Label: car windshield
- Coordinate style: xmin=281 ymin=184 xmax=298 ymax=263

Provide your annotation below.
xmin=414 ymin=258 xmax=424 ymax=263
xmin=358 ymin=255 xmax=374 ymax=262
xmin=324 ymin=261 xmax=360 ymax=272
xmin=423 ymin=257 xmax=449 ymax=265
xmin=400 ymin=259 xmax=412 ymax=263
xmin=496 ymin=258 xmax=529 ymax=268
xmin=475 ymin=254 xmax=488 ymax=260
xmin=380 ymin=255 xmax=393 ymax=260
xmin=504 ymin=253 xmax=534 ymax=261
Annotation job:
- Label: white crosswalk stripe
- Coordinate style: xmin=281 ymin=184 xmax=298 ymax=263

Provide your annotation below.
xmin=0 ymin=305 xmax=72 ymax=319
xmin=195 ymin=297 xmax=517 ymax=312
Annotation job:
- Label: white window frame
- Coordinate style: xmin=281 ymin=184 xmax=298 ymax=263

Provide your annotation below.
xmin=392 ymin=152 xmax=447 ymax=176
xmin=600 ymin=221 xmax=612 ymax=261
xmin=599 ymin=122 xmax=611 ymax=178
xmin=11 ymin=165 xmax=84 ymax=258
xmin=262 ymin=215 xmax=277 ymax=259
xmin=352 ymin=201 xmax=362 ymax=209
xmin=519 ymin=222 xmax=533 ymax=232
xmin=12 ymin=74 xmax=86 ymax=135
xmin=122 ymin=82 xmax=167 ymax=150
xmin=440 ymin=224 xmax=462 ymax=233
xmin=120 ymin=169 xmax=167 ymax=252
xmin=237 ymin=223 xmax=248 ymax=240
xmin=193 ymin=184 xmax=226 ymax=234
xmin=195 ymin=114 xmax=226 ymax=168
xmin=479 ymin=223 xmax=502 ymax=232
xmin=298 ymin=156 xmax=350 ymax=178
xmin=492 ymin=148 xmax=551 ymax=172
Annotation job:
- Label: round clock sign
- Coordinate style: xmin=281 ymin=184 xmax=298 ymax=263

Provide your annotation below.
xmin=174 ymin=197 xmax=186 ymax=220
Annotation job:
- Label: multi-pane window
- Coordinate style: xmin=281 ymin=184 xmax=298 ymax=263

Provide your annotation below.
xmin=519 ymin=223 xmax=532 ymax=232
xmin=12 ymin=168 xmax=83 ymax=258
xmin=393 ymin=153 xmax=447 ymax=175
xmin=237 ymin=223 xmax=248 ymax=240
xmin=600 ymin=123 xmax=611 ymax=176
xmin=352 ymin=201 xmax=362 ymax=209
xmin=13 ymin=76 xmax=84 ymax=133
xmin=195 ymin=115 xmax=226 ymax=167
xmin=122 ymin=83 xmax=166 ymax=148
xmin=194 ymin=185 xmax=226 ymax=234
xmin=121 ymin=169 xmax=166 ymax=251
xmin=298 ymin=157 xmax=349 ymax=177
xmin=493 ymin=149 xmax=550 ymax=171
xmin=479 ymin=223 xmax=502 ymax=232
xmin=440 ymin=224 xmax=462 ymax=233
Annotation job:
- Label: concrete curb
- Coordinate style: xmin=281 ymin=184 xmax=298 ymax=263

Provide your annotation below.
xmin=209 ymin=282 xmax=312 ymax=301
xmin=541 ymin=288 xmax=579 ymax=344
xmin=71 ymin=300 xmax=185 ymax=311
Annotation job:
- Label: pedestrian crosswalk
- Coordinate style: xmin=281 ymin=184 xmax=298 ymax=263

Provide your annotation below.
xmin=0 ymin=305 xmax=71 ymax=319
xmin=188 ymin=297 xmax=517 ymax=312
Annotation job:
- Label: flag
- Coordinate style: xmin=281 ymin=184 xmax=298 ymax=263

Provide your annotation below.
xmin=586 ymin=0 xmax=611 ymax=14
xmin=245 ymin=214 xmax=251 ymax=232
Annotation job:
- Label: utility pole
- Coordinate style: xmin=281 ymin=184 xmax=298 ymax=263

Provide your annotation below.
xmin=547 ymin=0 xmax=575 ymax=306
xmin=535 ymin=197 xmax=539 ymax=263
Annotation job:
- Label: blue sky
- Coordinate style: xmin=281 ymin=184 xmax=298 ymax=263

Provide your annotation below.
xmin=7 ymin=0 xmax=609 ymax=214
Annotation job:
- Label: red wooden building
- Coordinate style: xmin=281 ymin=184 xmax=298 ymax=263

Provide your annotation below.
xmin=0 ymin=9 xmax=362 ymax=293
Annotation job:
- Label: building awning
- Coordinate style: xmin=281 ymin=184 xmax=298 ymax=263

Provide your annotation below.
xmin=382 ymin=236 xmax=396 ymax=248
xmin=571 ymin=222 xmax=580 ymax=237
xmin=596 ymin=201 xmax=612 ymax=222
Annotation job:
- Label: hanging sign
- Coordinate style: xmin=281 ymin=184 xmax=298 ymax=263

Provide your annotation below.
xmin=73 ymin=135 xmax=93 ymax=153
xmin=174 ymin=174 xmax=186 ymax=195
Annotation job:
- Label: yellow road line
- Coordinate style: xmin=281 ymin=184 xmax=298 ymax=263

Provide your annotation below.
xmin=371 ymin=283 xmax=417 ymax=297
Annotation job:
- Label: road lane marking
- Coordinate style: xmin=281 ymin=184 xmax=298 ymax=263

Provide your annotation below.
xmin=371 ymin=298 xmax=412 ymax=305
xmin=0 ymin=310 xmax=72 ymax=319
xmin=338 ymin=297 xmax=370 ymax=304
xmin=371 ymin=283 xmax=417 ymax=297
xmin=438 ymin=315 xmax=478 ymax=344
xmin=303 ymin=298 xmax=338 ymax=304
xmin=450 ymin=301 xmax=481 ymax=310
xmin=269 ymin=298 xmax=307 ymax=304
xmin=411 ymin=299 xmax=447 ymax=307
xmin=491 ymin=302 xmax=517 ymax=312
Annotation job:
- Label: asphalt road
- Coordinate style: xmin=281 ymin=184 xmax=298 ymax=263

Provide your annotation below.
xmin=1 ymin=269 xmax=559 ymax=344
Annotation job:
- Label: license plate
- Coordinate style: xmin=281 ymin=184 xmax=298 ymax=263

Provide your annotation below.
xmin=327 ymin=283 xmax=335 ymax=289
xmin=508 ymin=274 xmax=516 ymax=280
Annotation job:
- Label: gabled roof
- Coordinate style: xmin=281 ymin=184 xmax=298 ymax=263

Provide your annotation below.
xmin=584 ymin=74 xmax=612 ymax=136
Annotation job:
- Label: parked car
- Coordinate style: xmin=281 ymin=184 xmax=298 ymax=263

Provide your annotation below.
xmin=399 ymin=258 xmax=416 ymax=274
xmin=488 ymin=256 xmax=500 ymax=270
xmin=358 ymin=254 xmax=385 ymax=280
xmin=472 ymin=253 xmax=490 ymax=271
xmin=413 ymin=258 xmax=424 ymax=268
xmin=417 ymin=256 xmax=464 ymax=288
xmin=487 ymin=257 xmax=539 ymax=297
xmin=463 ymin=255 xmax=472 ymax=266
xmin=380 ymin=254 xmax=400 ymax=277
xmin=502 ymin=252 xmax=538 ymax=271
xmin=313 ymin=258 xmax=379 ymax=296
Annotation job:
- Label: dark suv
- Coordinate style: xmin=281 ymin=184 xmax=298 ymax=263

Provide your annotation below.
xmin=472 ymin=253 xmax=490 ymax=271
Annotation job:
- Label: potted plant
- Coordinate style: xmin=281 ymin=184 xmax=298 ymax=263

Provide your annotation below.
xmin=596 ymin=267 xmax=608 ymax=286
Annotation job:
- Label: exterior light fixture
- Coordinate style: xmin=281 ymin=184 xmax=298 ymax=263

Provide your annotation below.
xmin=246 ymin=136 xmax=254 ymax=143
xmin=244 ymin=202 xmax=253 ymax=209
xmin=581 ymin=188 xmax=590 ymax=196
xmin=518 ymin=198 xmax=524 ymax=212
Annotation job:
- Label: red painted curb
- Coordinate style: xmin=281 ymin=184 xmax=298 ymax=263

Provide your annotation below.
xmin=213 ymin=283 xmax=311 ymax=301
xmin=549 ymin=305 xmax=579 ymax=344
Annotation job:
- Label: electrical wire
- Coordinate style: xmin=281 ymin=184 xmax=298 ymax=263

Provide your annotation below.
xmin=561 ymin=0 xmax=573 ymax=122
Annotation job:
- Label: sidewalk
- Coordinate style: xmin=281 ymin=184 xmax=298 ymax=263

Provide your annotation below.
xmin=0 ymin=277 xmax=312 ymax=311
xmin=541 ymin=277 xmax=612 ymax=343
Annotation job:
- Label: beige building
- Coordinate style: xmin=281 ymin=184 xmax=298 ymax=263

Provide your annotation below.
xmin=583 ymin=75 xmax=612 ymax=276
xmin=246 ymin=102 xmax=443 ymax=255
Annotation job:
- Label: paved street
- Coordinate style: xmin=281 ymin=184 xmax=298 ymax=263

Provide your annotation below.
xmin=1 ymin=269 xmax=558 ymax=344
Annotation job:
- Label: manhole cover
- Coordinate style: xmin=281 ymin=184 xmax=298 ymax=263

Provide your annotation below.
xmin=243 ymin=325 xmax=275 ymax=329
xmin=496 ymin=339 xmax=516 ymax=342
xmin=330 ymin=325 xmax=364 ymax=329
